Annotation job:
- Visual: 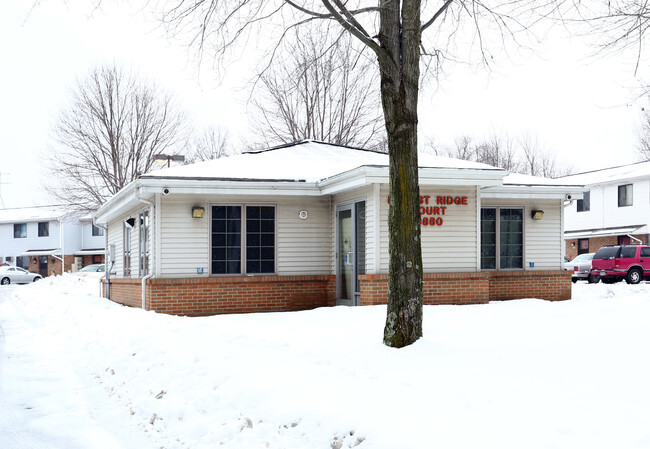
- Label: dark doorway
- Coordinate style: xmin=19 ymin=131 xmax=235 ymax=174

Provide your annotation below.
xmin=578 ymin=238 xmax=590 ymax=255
xmin=39 ymin=256 xmax=48 ymax=277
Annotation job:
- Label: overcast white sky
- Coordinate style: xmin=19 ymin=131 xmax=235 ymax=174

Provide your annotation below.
xmin=0 ymin=0 xmax=646 ymax=209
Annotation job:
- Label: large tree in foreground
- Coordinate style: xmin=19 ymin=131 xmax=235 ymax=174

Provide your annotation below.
xmin=160 ymin=0 xmax=563 ymax=347
xmin=47 ymin=64 xmax=189 ymax=214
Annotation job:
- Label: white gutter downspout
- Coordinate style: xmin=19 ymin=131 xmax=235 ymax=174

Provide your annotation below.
xmin=136 ymin=187 xmax=155 ymax=310
xmin=93 ymin=220 xmax=110 ymax=298
xmin=628 ymin=234 xmax=642 ymax=244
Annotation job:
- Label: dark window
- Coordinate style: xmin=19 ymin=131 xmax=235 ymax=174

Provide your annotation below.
xmin=13 ymin=223 xmax=26 ymax=238
xmin=481 ymin=208 xmax=523 ymax=270
xmin=480 ymin=208 xmax=497 ymax=269
xmin=123 ymin=224 xmax=132 ymax=277
xmin=594 ymin=246 xmax=620 ymax=259
xmin=16 ymin=256 xmax=29 ymax=269
xmin=577 ymin=191 xmax=590 ymax=212
xmin=618 ymin=235 xmax=631 ymax=245
xmin=139 ymin=210 xmax=150 ymax=276
xmin=499 ymin=209 xmax=523 ymax=269
xmin=640 ymin=247 xmax=650 ymax=257
xmin=92 ymin=225 xmax=104 ymax=236
xmin=578 ymin=238 xmax=589 ymax=255
xmin=620 ymin=246 xmax=637 ymax=258
xmin=618 ymin=184 xmax=633 ymax=207
xmin=211 ymin=206 xmax=242 ymax=274
xmin=38 ymin=222 xmax=49 ymax=237
xmin=245 ymin=206 xmax=275 ymax=274
xmin=211 ymin=205 xmax=275 ymax=275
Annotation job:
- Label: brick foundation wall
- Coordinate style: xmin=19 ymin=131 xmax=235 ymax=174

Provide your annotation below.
xmin=360 ymin=273 xmax=491 ymax=306
xmin=565 ymin=234 xmax=647 ymax=260
xmin=105 ymin=275 xmax=336 ymax=316
xmin=359 ymin=270 xmax=571 ymax=306
xmin=105 ymin=278 xmax=144 ymax=309
xmin=487 ymin=270 xmax=572 ymax=302
xmin=104 ymin=270 xmax=570 ymax=316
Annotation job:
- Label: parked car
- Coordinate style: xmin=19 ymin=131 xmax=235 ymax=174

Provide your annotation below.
xmin=73 ymin=264 xmax=105 ymax=278
xmin=564 ymin=252 xmax=598 ymax=283
xmin=78 ymin=264 xmax=105 ymax=273
xmin=0 ymin=266 xmax=43 ymax=285
xmin=590 ymin=245 xmax=650 ymax=284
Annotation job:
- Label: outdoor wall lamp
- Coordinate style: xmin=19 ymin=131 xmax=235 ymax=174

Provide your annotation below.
xmin=124 ymin=217 xmax=136 ymax=228
xmin=531 ymin=210 xmax=544 ymax=220
xmin=192 ymin=206 xmax=205 ymax=218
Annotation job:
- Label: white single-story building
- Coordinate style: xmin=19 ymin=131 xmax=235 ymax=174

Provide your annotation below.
xmin=93 ymin=141 xmax=583 ymax=315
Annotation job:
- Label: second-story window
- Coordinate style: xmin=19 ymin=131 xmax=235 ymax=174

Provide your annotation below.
xmin=38 ymin=222 xmax=49 ymax=237
xmin=92 ymin=224 xmax=104 ymax=236
xmin=577 ymin=191 xmax=590 ymax=212
xmin=13 ymin=223 xmax=26 ymax=238
xmin=618 ymin=184 xmax=633 ymax=207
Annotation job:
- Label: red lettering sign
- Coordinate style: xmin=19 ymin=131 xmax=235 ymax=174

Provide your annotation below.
xmin=389 ymin=195 xmax=469 ymax=227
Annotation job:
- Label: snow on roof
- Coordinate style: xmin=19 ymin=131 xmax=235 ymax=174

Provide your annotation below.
xmin=503 ymin=172 xmax=583 ymax=187
xmin=142 ymin=141 xmax=502 ymax=183
xmin=0 ymin=205 xmax=72 ymax=224
xmin=554 ymin=161 xmax=650 ymax=186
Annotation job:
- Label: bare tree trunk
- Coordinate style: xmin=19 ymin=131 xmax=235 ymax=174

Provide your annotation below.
xmin=379 ymin=0 xmax=424 ymax=347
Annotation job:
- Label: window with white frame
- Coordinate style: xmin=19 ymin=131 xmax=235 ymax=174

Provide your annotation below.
xmin=211 ymin=205 xmax=276 ymax=275
xmin=139 ymin=210 xmax=150 ymax=277
xmin=38 ymin=222 xmax=49 ymax=237
xmin=577 ymin=191 xmax=590 ymax=212
xmin=481 ymin=207 xmax=523 ymax=270
xmin=123 ymin=223 xmax=132 ymax=277
xmin=618 ymin=184 xmax=633 ymax=207
xmin=13 ymin=223 xmax=26 ymax=238
xmin=92 ymin=224 xmax=104 ymax=236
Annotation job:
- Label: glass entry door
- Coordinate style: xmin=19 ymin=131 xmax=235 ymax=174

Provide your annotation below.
xmin=336 ymin=201 xmax=365 ymax=306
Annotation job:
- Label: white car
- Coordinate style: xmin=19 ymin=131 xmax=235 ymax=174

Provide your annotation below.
xmin=564 ymin=253 xmax=598 ymax=283
xmin=0 ymin=266 xmax=43 ymax=285
xmin=73 ymin=264 xmax=106 ymax=277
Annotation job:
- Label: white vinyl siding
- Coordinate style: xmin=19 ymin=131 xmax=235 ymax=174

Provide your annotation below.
xmin=106 ymin=217 xmax=125 ymax=276
xmin=379 ymin=186 xmax=478 ymax=273
xmin=157 ymin=194 xmax=332 ymax=277
xmin=565 ymin=180 xmax=650 ymax=233
xmin=107 ymin=210 xmax=142 ymax=278
xmin=276 ymin=196 xmax=331 ymax=275
xmin=160 ymin=196 xmax=210 ymax=277
xmin=483 ymin=198 xmax=562 ymax=270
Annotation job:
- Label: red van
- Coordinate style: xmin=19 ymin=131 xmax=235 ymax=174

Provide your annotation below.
xmin=590 ymin=245 xmax=650 ymax=284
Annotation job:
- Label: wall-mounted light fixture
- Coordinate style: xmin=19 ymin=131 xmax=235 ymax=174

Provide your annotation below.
xmin=124 ymin=217 xmax=136 ymax=228
xmin=299 ymin=210 xmax=308 ymax=220
xmin=192 ymin=206 xmax=205 ymax=218
xmin=531 ymin=210 xmax=544 ymax=220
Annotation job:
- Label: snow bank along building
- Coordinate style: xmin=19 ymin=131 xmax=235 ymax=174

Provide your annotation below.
xmin=0 ymin=205 xmax=105 ymax=276
xmin=92 ymin=141 xmax=583 ymax=316
xmin=558 ymin=161 xmax=650 ymax=258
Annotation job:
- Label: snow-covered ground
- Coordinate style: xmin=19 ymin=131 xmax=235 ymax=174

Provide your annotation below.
xmin=1 ymin=276 xmax=649 ymax=449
